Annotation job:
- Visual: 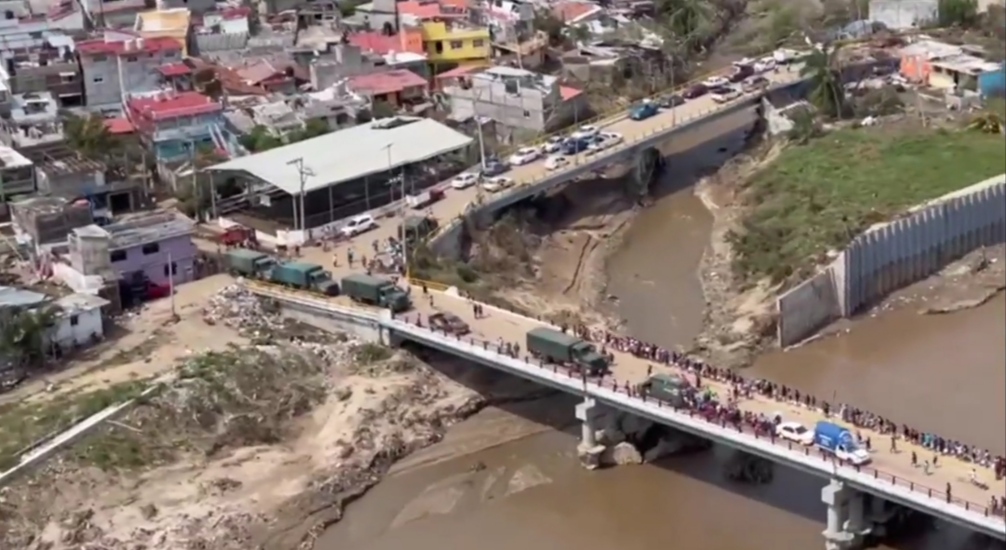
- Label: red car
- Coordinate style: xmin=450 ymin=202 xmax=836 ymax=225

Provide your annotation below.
xmin=145 ymin=281 xmax=172 ymax=300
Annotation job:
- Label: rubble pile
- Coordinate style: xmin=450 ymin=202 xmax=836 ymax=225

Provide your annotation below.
xmin=202 ymin=283 xmax=283 ymax=336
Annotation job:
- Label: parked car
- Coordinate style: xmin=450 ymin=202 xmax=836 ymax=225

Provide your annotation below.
xmin=729 ymin=64 xmax=754 ymax=83
xmin=341 ymin=213 xmax=377 ymax=237
xmin=683 ymin=84 xmax=708 ymax=99
xmin=561 ymin=138 xmax=590 ymax=155
xmin=545 ymin=155 xmax=569 ymax=170
xmin=600 ymin=131 xmax=623 ymax=145
xmin=711 ymin=87 xmax=741 ymax=103
xmin=703 ymin=75 xmax=730 ymax=88
xmin=742 ymin=76 xmax=770 ymax=93
xmin=630 ymin=101 xmax=660 ymax=121
xmin=480 ymin=159 xmax=509 ymax=177
xmin=776 ymin=421 xmax=815 ymax=446
xmin=540 ymin=136 xmax=564 ymax=154
xmin=754 ymin=57 xmax=777 ymax=73
xmin=586 ymin=135 xmax=609 ymax=155
xmin=482 ymin=176 xmax=514 ymax=193
xmin=508 ymin=147 xmax=540 ymax=166
xmin=571 ymin=124 xmax=600 ymax=140
xmin=658 ymin=94 xmax=685 ymax=108
xmin=429 ymin=312 xmax=470 ymax=335
xmin=451 ymin=172 xmax=479 ymax=189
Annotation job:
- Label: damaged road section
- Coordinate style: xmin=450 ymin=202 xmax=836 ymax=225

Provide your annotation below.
xmin=0 ymin=285 xmax=485 ymax=550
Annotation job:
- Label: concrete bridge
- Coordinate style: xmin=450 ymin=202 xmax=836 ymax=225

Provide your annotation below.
xmin=247 ymin=282 xmax=1006 ymax=550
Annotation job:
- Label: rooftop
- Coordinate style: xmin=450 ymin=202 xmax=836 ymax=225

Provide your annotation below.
xmin=36 ymin=151 xmax=106 ymax=177
xmin=157 ymin=62 xmax=192 ymax=77
xmin=104 ymin=210 xmax=195 ymax=250
xmin=134 ymin=8 xmax=192 ymax=32
xmin=77 ymin=35 xmax=183 ymax=56
xmin=930 ymin=53 xmax=1001 ymax=75
xmin=10 ymin=91 xmax=59 ymax=124
xmin=104 ymin=117 xmax=135 ymax=134
xmin=348 ymin=28 xmax=425 ymax=56
xmin=127 ymin=92 xmax=222 ymax=121
xmin=206 ymin=117 xmax=473 ymax=196
xmin=55 ymin=293 xmax=110 ymax=314
xmin=0 ymin=145 xmax=32 ymax=169
xmin=552 ymin=0 xmax=602 ymax=23
xmin=898 ymin=39 xmax=962 ymax=60
xmin=347 ymin=69 xmax=428 ymax=96
xmin=0 ymin=286 xmax=48 ymax=309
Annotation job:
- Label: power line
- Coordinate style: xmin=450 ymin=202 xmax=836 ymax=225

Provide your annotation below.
xmin=286 ymin=157 xmax=315 ymax=234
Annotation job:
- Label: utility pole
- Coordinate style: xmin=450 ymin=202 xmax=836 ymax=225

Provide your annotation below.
xmin=383 ymin=143 xmax=409 ymax=275
xmin=167 ymin=252 xmax=177 ymax=320
xmin=286 ymin=157 xmax=315 ymax=236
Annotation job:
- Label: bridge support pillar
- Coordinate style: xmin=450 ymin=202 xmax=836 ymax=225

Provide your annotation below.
xmin=865 ymin=496 xmax=896 ymax=538
xmin=822 ymin=479 xmax=867 ymax=550
xmin=575 ymin=398 xmax=605 ymax=469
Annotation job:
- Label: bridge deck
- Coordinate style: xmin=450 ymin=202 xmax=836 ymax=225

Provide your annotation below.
xmin=255 ymin=280 xmax=1005 ymax=528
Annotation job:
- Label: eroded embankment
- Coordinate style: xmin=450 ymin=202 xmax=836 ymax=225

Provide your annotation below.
xmin=0 ymin=286 xmax=537 ymax=550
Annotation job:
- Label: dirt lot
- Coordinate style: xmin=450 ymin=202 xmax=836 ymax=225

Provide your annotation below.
xmin=0 ymin=274 xmax=244 ymax=408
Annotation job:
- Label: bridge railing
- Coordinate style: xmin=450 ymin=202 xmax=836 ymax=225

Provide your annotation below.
xmin=393 ymin=312 xmax=1005 ymax=522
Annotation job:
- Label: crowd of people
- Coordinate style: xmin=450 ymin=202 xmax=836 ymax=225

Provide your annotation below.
xmin=563 ymin=323 xmax=1006 ymax=482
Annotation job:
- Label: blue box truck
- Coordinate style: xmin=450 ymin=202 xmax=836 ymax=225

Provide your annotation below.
xmin=813 ymin=421 xmax=871 ymax=465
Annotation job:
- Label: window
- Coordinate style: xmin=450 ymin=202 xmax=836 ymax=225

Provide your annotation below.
xmin=70 ymin=315 xmax=79 ymax=326
xmin=142 ymin=242 xmax=160 ymax=255
xmin=473 ymin=39 xmax=485 ymax=48
xmin=523 ymin=109 xmax=530 ymax=118
xmin=110 ymin=250 xmax=127 ymax=262
xmin=434 ymin=41 xmax=444 ymax=54
xmin=163 ymin=262 xmax=177 ymax=276
xmin=126 ymin=55 xmax=138 ymax=62
xmin=93 ymin=76 xmax=104 ymax=84
xmin=449 ymin=40 xmax=463 ymax=49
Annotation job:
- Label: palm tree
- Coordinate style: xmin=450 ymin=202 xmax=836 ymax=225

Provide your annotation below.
xmin=800 ymin=43 xmax=846 ymax=119
xmin=65 ymin=113 xmax=119 ymax=159
xmin=0 ymin=305 xmax=61 ymax=373
xmin=657 ymin=0 xmax=714 ymax=50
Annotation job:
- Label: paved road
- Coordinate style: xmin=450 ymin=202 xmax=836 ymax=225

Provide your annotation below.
xmin=405 ymin=290 xmax=1006 ymax=517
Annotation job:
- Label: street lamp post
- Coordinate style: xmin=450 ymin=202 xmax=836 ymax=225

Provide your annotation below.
xmin=286 ymin=158 xmax=314 ymax=239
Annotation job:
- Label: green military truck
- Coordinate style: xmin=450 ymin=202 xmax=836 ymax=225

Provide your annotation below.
xmin=638 ymin=373 xmax=690 ymax=407
xmin=526 ymin=327 xmax=608 ymax=375
xmin=224 ymin=249 xmax=275 ymax=279
xmin=269 ymin=261 xmax=340 ymax=296
xmin=398 ymin=216 xmax=438 ymax=243
xmin=341 ymin=273 xmax=412 ymax=312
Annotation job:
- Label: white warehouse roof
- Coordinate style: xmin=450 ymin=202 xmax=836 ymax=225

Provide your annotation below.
xmin=207 ymin=117 xmax=473 ymax=196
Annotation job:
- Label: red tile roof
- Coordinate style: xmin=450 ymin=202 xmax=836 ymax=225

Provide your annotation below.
xmin=127 ymin=92 xmax=222 ymax=121
xmin=77 ymin=36 xmax=183 ymax=57
xmin=157 ymin=63 xmax=192 ymax=77
xmin=435 ymin=64 xmax=488 ymax=79
xmin=347 ymin=70 xmax=428 ymax=96
xmin=104 ymin=117 xmax=135 ymax=135
xmin=560 ymin=85 xmax=582 ymax=101
xmin=552 ymin=1 xmax=600 ymax=22
xmin=348 ymin=30 xmax=425 ymax=55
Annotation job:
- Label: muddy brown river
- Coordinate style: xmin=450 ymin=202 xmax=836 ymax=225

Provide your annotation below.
xmin=319 ymin=115 xmax=1005 ymax=550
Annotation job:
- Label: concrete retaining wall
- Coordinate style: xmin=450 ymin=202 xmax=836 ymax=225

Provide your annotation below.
xmin=777 ymin=174 xmax=1006 ymax=347
xmin=278 ymin=301 xmax=388 ymax=343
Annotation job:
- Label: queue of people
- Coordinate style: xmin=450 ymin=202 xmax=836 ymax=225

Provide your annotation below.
xmin=563 ymin=323 xmax=1006 ymax=479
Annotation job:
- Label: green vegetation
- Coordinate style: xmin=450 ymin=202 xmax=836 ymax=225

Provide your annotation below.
xmin=239 ymin=119 xmax=334 ymax=153
xmin=0 ymin=381 xmax=148 ymax=471
xmin=728 ymin=127 xmax=1006 ymax=285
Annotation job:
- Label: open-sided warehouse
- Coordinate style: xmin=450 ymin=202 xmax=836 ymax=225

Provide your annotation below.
xmin=206 ymin=116 xmax=474 ymax=231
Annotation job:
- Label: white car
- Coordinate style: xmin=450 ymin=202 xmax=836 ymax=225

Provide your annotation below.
xmin=703 ymin=76 xmax=730 ymax=88
xmin=600 ymin=131 xmax=623 ymax=145
xmin=340 ymin=213 xmax=377 ymax=238
xmin=776 ymin=421 xmax=815 ymax=446
xmin=540 ymin=136 xmax=564 ymax=154
xmin=481 ymin=176 xmax=514 ymax=193
xmin=711 ymin=88 xmax=742 ymax=103
xmin=544 ymin=155 xmax=569 ymax=171
xmin=586 ymin=136 xmax=611 ymax=155
xmin=450 ymin=173 xmax=479 ymax=189
xmin=754 ymin=57 xmax=777 ymax=73
xmin=508 ymin=147 xmax=540 ymax=166
xmin=571 ymin=124 xmax=599 ymax=140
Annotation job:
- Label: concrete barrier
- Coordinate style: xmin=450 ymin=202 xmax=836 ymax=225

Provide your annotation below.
xmin=778 ymin=174 xmax=1006 ymax=346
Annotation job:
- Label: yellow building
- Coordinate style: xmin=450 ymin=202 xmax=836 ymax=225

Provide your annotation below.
xmin=420 ymin=21 xmax=491 ymax=68
xmin=134 ymin=8 xmax=192 ymax=56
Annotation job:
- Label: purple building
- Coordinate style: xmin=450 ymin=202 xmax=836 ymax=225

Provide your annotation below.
xmin=68 ymin=211 xmax=197 ymax=288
